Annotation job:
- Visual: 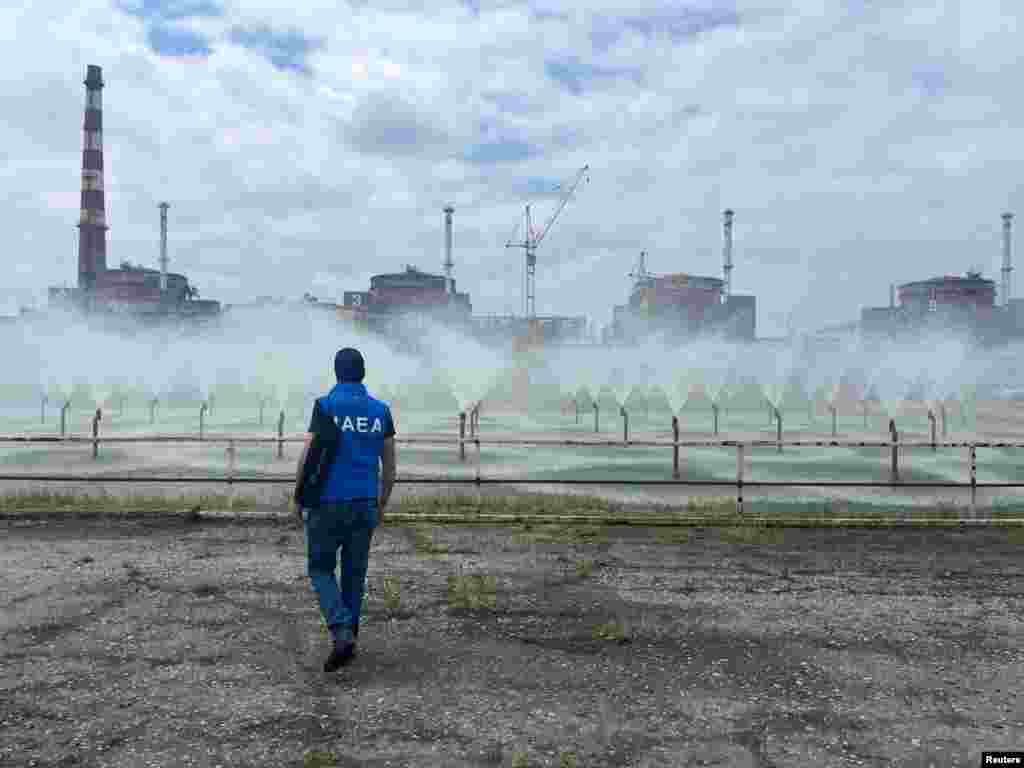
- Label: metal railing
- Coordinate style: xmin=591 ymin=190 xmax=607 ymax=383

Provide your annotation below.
xmin=0 ymin=431 xmax=1022 ymax=517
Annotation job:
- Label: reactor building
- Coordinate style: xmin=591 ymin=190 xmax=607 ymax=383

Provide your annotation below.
xmin=859 ymin=213 xmax=1024 ymax=343
xmin=607 ymin=210 xmax=757 ymax=343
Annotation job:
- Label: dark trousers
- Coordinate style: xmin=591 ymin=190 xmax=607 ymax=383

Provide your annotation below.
xmin=304 ymin=499 xmax=377 ymax=643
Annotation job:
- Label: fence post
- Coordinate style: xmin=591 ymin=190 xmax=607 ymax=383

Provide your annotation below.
xmin=969 ymin=445 xmax=977 ymax=517
xmin=775 ymin=408 xmax=782 ymax=454
xmin=61 ymin=400 xmax=70 ymax=438
xmin=940 ymin=404 xmax=947 ymax=438
xmin=475 ymin=438 xmax=482 ymax=507
xmin=928 ymin=410 xmax=937 ymax=451
xmin=41 ymin=395 xmax=47 ymax=425
xmin=92 ymin=408 xmax=101 ymax=459
xmin=889 ymin=418 xmax=899 ymax=482
xmin=712 ymin=403 xmax=719 ymax=436
xmin=736 ymin=443 xmax=745 ymax=516
xmin=672 ymin=416 xmax=680 ymax=479
xmin=200 ymin=403 xmax=207 ymax=442
xmin=593 ymin=402 xmax=599 ymax=434
xmin=459 ymin=412 xmax=466 ymax=461
xmin=277 ymin=411 xmax=285 ymax=460
xmin=227 ymin=440 xmax=237 ymax=512
xmin=621 ymin=407 xmax=629 ymax=444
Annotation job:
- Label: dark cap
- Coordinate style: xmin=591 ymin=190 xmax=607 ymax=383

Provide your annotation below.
xmin=335 ymin=347 xmax=365 ymax=382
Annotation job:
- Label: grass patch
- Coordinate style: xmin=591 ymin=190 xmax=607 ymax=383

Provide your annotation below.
xmin=447 ymin=570 xmax=498 ymax=611
xmin=593 ymin=620 xmax=629 ymax=643
xmin=382 ymin=576 xmax=402 ymax=614
xmin=558 ymin=752 xmax=579 ymax=768
xmin=575 ymin=559 xmax=596 ymax=579
xmin=718 ymin=523 xmax=787 ymax=546
xmin=302 ymin=750 xmax=338 ymax=768
xmin=1005 ymin=527 xmax=1024 ymax=546
xmin=411 ymin=526 xmax=449 ymax=556
xmin=394 ymin=491 xmax=616 ymax=520
xmin=655 ymin=527 xmax=691 ymax=544
xmin=511 ymin=751 xmax=530 ymax=768
xmin=513 ymin=523 xmax=608 ymax=546
xmin=0 ymin=489 xmax=262 ymax=516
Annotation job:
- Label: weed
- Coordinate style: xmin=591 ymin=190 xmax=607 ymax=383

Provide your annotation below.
xmin=655 ymin=527 xmax=691 ymax=544
xmin=718 ymin=524 xmax=786 ymax=546
xmin=447 ymin=570 xmax=498 ymax=611
xmin=1006 ymin=527 xmax=1024 ymax=546
xmin=593 ymin=620 xmax=628 ymax=642
xmin=558 ymin=752 xmax=579 ymax=768
xmin=383 ymin=576 xmax=402 ymax=614
xmin=575 ymin=559 xmax=595 ymax=579
xmin=302 ymin=749 xmax=338 ymax=768
xmin=510 ymin=751 xmax=530 ymax=768
xmin=412 ymin=527 xmax=449 ymax=556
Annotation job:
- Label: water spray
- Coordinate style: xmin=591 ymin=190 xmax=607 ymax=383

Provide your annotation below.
xmin=60 ymin=400 xmax=71 ymax=438
xmin=41 ymin=394 xmax=47 ymax=425
xmin=620 ymin=406 xmax=629 ymax=444
xmin=459 ymin=412 xmax=467 ymax=461
xmin=200 ymin=402 xmax=208 ymax=442
xmin=574 ymin=398 xmax=579 ymax=425
xmin=672 ymin=416 xmax=680 ymax=479
xmin=928 ymin=410 xmax=937 ymax=451
xmin=208 ymin=393 xmax=215 ymax=417
xmin=149 ymin=397 xmax=158 ymax=426
xmin=92 ymin=408 xmax=101 ymax=460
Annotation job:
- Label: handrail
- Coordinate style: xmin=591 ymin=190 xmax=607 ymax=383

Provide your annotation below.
xmin=1 ymin=434 xmax=1023 ymax=449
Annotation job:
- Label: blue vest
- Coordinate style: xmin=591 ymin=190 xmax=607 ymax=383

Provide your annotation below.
xmin=316 ymin=383 xmax=394 ymax=503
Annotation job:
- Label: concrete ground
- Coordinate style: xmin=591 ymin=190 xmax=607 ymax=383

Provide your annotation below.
xmin=2 ymin=512 xmax=1022 ymax=767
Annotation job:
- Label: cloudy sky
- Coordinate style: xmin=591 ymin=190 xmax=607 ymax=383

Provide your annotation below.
xmin=2 ymin=0 xmax=1021 ymax=335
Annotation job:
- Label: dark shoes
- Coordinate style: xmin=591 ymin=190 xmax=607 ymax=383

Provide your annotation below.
xmin=324 ymin=624 xmax=359 ymax=673
xmin=324 ymin=641 xmax=356 ymax=673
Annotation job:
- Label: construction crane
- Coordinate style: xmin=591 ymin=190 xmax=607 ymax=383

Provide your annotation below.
xmin=506 ymin=164 xmax=590 ymax=320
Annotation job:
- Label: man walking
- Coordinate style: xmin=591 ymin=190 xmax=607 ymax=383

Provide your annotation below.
xmin=294 ymin=347 xmax=396 ymax=673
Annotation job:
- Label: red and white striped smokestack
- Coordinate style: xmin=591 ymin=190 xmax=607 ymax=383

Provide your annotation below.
xmin=77 ymin=65 xmax=107 ymax=292
xmin=722 ymin=209 xmax=734 ymax=302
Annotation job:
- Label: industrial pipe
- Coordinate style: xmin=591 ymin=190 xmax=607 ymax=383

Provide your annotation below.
xmin=928 ymin=410 xmax=937 ymax=451
xmin=889 ymin=418 xmax=899 ymax=482
xmin=620 ymin=406 xmax=629 ymax=444
xmin=775 ymin=407 xmax=782 ymax=453
xmin=593 ymin=402 xmax=599 ymax=433
xmin=92 ymin=408 xmax=101 ymax=460
xmin=60 ymin=401 xmax=70 ymax=438
xmin=829 ymin=404 xmax=837 ymax=438
xmin=200 ymin=402 xmax=208 ymax=442
xmin=940 ymin=403 xmax=947 ymax=438
xmin=712 ymin=403 xmax=719 ymax=436
xmin=277 ymin=411 xmax=285 ymax=460
xmin=672 ymin=416 xmax=680 ymax=479
xmin=41 ymin=395 xmax=47 ymax=425
xmin=459 ymin=412 xmax=467 ymax=461
xmin=149 ymin=398 xmax=158 ymax=426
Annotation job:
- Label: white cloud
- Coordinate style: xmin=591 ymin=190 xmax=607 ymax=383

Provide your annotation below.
xmin=3 ymin=0 xmax=1023 ymax=332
